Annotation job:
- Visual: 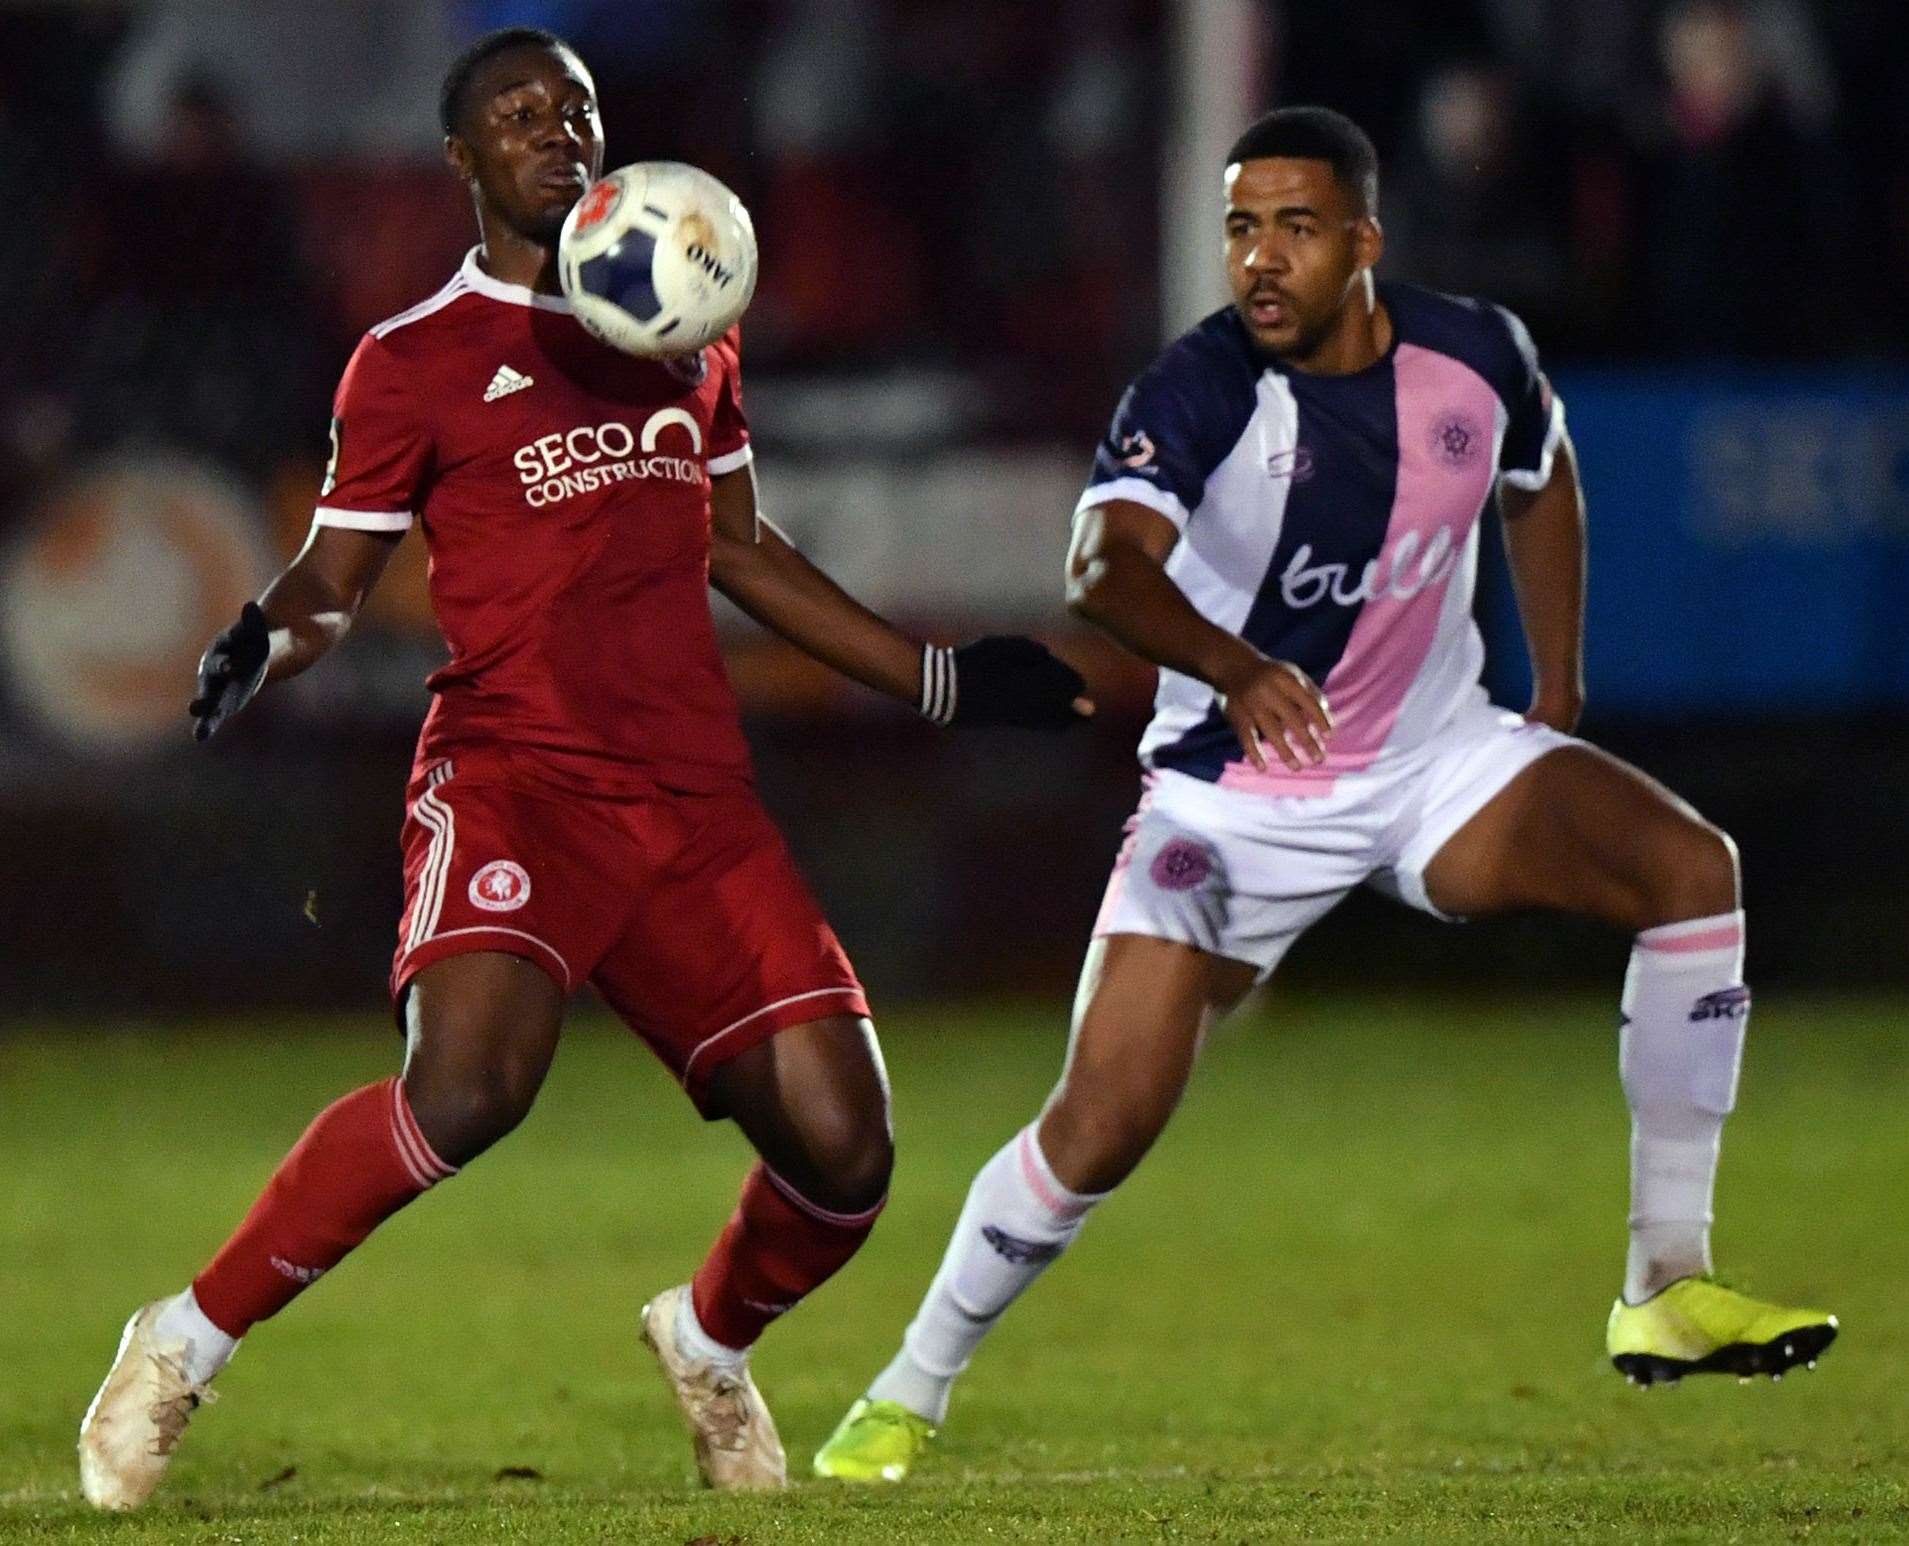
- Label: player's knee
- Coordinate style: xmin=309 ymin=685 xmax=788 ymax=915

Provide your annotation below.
xmin=796 ymin=1108 xmax=893 ymax=1214
xmin=1640 ymin=819 xmax=1740 ymax=928
xmin=832 ymin=1126 xmax=895 ymax=1214
xmin=1043 ymin=1072 xmax=1172 ymax=1193
xmin=403 ymin=1053 xmax=543 ymax=1166
xmin=805 ymin=1122 xmax=893 ymax=1213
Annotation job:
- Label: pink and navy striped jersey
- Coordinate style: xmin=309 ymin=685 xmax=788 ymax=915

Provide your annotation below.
xmin=1077 ymin=282 xmax=1565 ymax=793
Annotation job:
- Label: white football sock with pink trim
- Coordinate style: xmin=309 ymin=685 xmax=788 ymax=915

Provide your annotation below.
xmin=867 ymin=1124 xmax=1106 ymax=1423
xmin=1619 ymin=910 xmax=1748 ymax=1304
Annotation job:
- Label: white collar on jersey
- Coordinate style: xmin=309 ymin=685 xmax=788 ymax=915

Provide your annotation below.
xmin=459 ymin=247 xmax=572 ymax=313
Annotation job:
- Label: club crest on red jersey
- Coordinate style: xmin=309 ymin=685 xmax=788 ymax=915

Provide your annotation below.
xmin=470 ymin=860 xmax=531 ymax=912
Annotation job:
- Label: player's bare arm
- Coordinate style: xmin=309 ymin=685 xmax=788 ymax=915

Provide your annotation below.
xmin=709 ymin=464 xmax=1093 ymax=728
xmin=189 ymin=525 xmax=401 ymax=741
xmin=708 ymin=464 xmax=925 ymax=703
xmin=1499 ymin=431 xmax=1587 ymax=734
xmin=258 ymin=526 xmax=404 ymax=684
xmin=1066 ymin=498 xmax=1331 ymax=771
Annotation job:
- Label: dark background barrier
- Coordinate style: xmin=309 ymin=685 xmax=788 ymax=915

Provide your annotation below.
xmin=3 ymin=0 xmax=1907 ymax=1016
xmin=6 ymin=703 xmax=1907 ymax=1015
xmin=1482 ymin=369 xmax=1909 ymax=713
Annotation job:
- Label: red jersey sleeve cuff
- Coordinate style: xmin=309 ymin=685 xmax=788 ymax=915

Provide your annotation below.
xmin=707 ymin=444 xmax=753 ymax=477
xmin=314 ymin=506 xmax=414 ymax=532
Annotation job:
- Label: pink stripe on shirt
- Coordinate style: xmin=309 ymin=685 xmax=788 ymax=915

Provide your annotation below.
xmin=1218 ymin=343 xmax=1498 ymax=795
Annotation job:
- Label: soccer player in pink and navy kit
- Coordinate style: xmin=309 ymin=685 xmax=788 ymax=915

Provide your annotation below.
xmin=816 ymin=106 xmax=1837 ymax=1482
xmin=76 ymin=28 xmax=1087 ymax=1510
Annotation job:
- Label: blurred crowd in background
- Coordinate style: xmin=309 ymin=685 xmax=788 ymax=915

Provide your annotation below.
xmin=1 ymin=0 xmax=1906 ymax=1011
xmin=3 ymin=0 xmax=1905 ymax=506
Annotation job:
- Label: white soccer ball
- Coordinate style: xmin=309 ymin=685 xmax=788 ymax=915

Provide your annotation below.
xmin=557 ymin=161 xmax=758 ymax=358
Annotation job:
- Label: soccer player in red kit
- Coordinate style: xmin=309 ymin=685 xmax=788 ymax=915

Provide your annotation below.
xmin=78 ymin=27 xmax=1088 ymax=1510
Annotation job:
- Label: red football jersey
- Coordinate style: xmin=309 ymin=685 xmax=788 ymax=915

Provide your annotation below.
xmin=315 ymin=248 xmax=755 ymax=794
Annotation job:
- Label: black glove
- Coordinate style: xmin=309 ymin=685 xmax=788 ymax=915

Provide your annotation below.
xmin=920 ymin=636 xmax=1091 ymax=730
xmin=189 ymin=601 xmax=272 ymax=742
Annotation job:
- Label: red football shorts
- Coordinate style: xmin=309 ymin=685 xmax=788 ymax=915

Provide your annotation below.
xmin=390 ymin=757 xmax=868 ymax=1114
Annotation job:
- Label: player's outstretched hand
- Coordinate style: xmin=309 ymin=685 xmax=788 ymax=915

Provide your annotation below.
xmin=189 ymin=601 xmax=272 ymax=742
xmin=1214 ymin=655 xmax=1333 ymax=772
xmin=921 ymin=637 xmax=1094 ymax=730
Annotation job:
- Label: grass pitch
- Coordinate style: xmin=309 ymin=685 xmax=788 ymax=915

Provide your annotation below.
xmin=2 ymin=993 xmax=1905 ymax=1543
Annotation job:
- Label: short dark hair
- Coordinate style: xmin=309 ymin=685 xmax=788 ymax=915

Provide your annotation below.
xmin=439 ymin=26 xmax=577 ymax=138
xmin=1225 ymin=106 xmax=1379 ymax=214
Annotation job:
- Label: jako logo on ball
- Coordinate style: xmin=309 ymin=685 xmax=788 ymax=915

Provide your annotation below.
xmin=558 ymin=161 xmax=758 ymax=359
xmin=686 ymin=241 xmax=735 ymax=286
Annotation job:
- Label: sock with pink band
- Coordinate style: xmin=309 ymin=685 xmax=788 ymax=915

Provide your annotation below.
xmin=1619 ymin=909 xmax=1749 ymax=1304
xmin=868 ymin=1124 xmax=1108 ymax=1424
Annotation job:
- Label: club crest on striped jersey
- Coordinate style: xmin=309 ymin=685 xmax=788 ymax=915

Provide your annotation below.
xmin=1427 ymin=409 xmax=1486 ymax=470
xmin=1149 ymin=837 xmax=1214 ymax=892
xmin=470 ymin=860 xmax=531 ymax=912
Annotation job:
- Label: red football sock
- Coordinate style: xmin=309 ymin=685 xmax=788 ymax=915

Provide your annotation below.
xmin=691 ymin=1163 xmax=884 ymax=1351
xmin=192 ymin=1077 xmax=457 ymax=1338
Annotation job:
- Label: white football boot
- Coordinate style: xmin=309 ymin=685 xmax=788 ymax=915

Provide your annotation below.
xmin=638 ymin=1285 xmax=786 ymax=1490
xmin=78 ymin=1301 xmax=216 ymax=1510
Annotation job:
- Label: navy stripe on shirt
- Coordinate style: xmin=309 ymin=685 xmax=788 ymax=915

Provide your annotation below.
xmin=1154 ymin=354 xmax=1403 ymax=780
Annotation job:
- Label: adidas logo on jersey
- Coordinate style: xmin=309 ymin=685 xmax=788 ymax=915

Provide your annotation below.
xmin=483 ymin=365 xmax=534 ymax=402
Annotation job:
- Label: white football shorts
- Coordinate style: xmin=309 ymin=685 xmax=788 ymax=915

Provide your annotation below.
xmin=1093 ymin=697 xmax=1581 ymax=978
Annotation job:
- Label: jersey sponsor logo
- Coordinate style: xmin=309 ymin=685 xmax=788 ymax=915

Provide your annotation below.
xmin=469 ymin=859 xmax=531 ymax=912
xmin=571 ymin=178 xmax=621 ymax=234
xmin=1148 ymin=836 xmax=1215 ymax=892
xmin=640 ymin=407 xmax=703 ymax=453
xmin=981 ymin=1224 xmax=1063 ymax=1266
xmin=1116 ymin=429 xmax=1157 ymax=470
xmin=1279 ymin=524 xmax=1459 ymax=611
xmin=1689 ymin=986 xmax=1751 ymax=1022
xmin=512 ymin=408 xmax=705 ymax=507
xmin=1267 ymin=445 xmax=1316 ymax=484
xmin=1427 ymin=409 xmax=1486 ymax=470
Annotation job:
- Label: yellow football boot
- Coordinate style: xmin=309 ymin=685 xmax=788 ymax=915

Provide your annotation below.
xmin=1607 ymin=1276 xmax=1837 ymax=1387
xmin=812 ymin=1397 xmax=937 ymax=1482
